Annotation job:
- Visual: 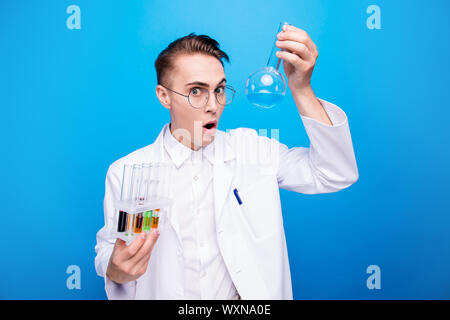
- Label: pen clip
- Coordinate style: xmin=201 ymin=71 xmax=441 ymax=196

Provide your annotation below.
xmin=233 ymin=188 xmax=243 ymax=205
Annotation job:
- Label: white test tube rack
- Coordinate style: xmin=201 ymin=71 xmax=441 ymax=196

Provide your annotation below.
xmin=113 ymin=163 xmax=174 ymax=244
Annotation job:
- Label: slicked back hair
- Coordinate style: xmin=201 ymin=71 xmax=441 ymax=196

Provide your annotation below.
xmin=155 ymin=33 xmax=230 ymax=86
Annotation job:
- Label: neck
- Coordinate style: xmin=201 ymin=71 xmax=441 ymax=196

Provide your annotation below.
xmin=169 ymin=123 xmax=202 ymax=151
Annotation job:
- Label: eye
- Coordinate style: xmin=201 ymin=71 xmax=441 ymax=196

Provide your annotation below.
xmin=215 ymin=86 xmax=225 ymax=94
xmin=190 ymin=87 xmax=202 ymax=96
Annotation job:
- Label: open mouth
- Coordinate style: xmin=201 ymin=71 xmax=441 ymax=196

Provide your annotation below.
xmin=203 ymin=120 xmax=217 ymax=131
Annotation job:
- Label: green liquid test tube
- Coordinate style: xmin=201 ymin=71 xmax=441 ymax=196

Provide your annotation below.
xmin=143 ymin=210 xmax=152 ymax=232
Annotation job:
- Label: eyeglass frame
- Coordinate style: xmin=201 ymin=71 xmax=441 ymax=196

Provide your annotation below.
xmin=159 ymin=83 xmax=236 ymax=109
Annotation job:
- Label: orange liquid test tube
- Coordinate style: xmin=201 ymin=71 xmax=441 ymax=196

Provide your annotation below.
xmin=151 ymin=209 xmax=160 ymax=229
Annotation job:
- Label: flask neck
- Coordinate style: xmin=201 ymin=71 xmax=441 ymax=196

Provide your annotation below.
xmin=266 ymin=22 xmax=290 ymax=71
xmin=266 ymin=53 xmax=282 ymax=71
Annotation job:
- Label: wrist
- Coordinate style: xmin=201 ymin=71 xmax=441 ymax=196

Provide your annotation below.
xmin=292 ymin=86 xmax=315 ymax=103
xmin=292 ymin=86 xmax=320 ymax=116
xmin=292 ymin=87 xmax=333 ymax=125
xmin=106 ymin=263 xmax=121 ymax=284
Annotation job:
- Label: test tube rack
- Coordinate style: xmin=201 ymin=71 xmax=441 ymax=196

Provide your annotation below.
xmin=113 ymin=197 xmax=173 ymax=243
xmin=113 ymin=163 xmax=174 ymax=243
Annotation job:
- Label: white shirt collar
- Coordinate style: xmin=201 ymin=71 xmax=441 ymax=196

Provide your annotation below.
xmin=163 ymin=123 xmax=215 ymax=168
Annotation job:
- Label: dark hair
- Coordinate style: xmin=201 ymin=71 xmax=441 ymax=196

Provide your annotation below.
xmin=155 ymin=33 xmax=230 ymax=86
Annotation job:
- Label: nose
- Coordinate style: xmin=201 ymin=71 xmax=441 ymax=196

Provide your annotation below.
xmin=204 ymin=91 xmax=219 ymax=114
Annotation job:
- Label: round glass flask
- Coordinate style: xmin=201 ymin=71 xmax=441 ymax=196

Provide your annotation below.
xmin=246 ymin=22 xmax=290 ymax=109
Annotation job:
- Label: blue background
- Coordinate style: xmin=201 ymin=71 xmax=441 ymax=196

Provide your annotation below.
xmin=1 ymin=0 xmax=449 ymax=299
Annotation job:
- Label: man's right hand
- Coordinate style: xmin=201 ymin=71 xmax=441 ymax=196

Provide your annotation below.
xmin=106 ymin=229 xmax=160 ymax=284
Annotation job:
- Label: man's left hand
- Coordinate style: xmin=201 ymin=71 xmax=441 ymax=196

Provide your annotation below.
xmin=275 ymin=24 xmax=319 ymax=96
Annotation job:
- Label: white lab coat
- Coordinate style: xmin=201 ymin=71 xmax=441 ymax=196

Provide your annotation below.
xmin=94 ymin=98 xmax=359 ymax=300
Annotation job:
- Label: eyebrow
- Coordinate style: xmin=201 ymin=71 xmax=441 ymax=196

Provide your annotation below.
xmin=185 ymin=78 xmax=226 ymax=88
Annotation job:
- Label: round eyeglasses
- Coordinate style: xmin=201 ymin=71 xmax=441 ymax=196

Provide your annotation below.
xmin=160 ymin=84 xmax=236 ymax=109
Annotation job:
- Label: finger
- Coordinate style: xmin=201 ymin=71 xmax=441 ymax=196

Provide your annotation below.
xmin=136 ymin=230 xmax=159 ymax=267
xmin=128 ymin=230 xmax=160 ymax=276
xmin=108 ymin=238 xmax=128 ymax=267
xmin=276 ymin=50 xmax=309 ymax=69
xmin=128 ymin=229 xmax=160 ymax=265
xmin=283 ymin=24 xmax=308 ymax=36
xmin=277 ymin=26 xmax=316 ymax=54
xmin=131 ymin=247 xmax=153 ymax=276
xmin=276 ymin=40 xmax=314 ymax=62
xmin=119 ymin=232 xmax=147 ymax=260
xmin=281 ymin=25 xmax=315 ymax=47
xmin=114 ymin=238 xmax=127 ymax=250
xmin=111 ymin=238 xmax=127 ymax=262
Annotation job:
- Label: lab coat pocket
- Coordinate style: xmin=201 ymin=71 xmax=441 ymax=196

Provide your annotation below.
xmin=235 ymin=175 xmax=283 ymax=241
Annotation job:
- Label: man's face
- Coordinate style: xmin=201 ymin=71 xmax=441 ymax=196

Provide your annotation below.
xmin=156 ymin=53 xmax=226 ymax=150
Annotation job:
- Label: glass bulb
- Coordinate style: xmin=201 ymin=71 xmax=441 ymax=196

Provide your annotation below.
xmin=246 ymin=22 xmax=290 ymax=109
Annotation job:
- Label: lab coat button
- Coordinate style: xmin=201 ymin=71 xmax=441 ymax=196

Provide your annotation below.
xmin=193 ymin=175 xmax=199 ymax=181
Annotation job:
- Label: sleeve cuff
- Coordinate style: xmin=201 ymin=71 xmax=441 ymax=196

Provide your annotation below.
xmin=105 ymin=276 xmax=136 ymax=300
xmin=300 ymin=98 xmax=348 ymax=128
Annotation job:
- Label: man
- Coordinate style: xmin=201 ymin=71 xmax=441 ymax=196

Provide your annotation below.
xmin=95 ymin=25 xmax=358 ymax=299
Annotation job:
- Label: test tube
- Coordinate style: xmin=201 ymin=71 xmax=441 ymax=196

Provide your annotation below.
xmin=117 ymin=164 xmax=133 ymax=233
xmin=135 ymin=164 xmax=151 ymax=233
xmin=120 ymin=164 xmax=133 ymax=201
xmin=143 ymin=210 xmax=152 ymax=232
xmin=139 ymin=164 xmax=151 ymax=204
xmin=130 ymin=164 xmax=143 ymax=204
xmin=134 ymin=212 xmax=143 ymax=233
xmin=117 ymin=211 xmax=127 ymax=232
xmin=151 ymin=208 xmax=160 ymax=229
xmin=126 ymin=165 xmax=142 ymax=236
xmin=150 ymin=163 xmax=160 ymax=198
xmin=267 ymin=22 xmax=291 ymax=71
xmin=144 ymin=163 xmax=159 ymax=232
xmin=129 ymin=213 xmax=136 ymax=236
xmin=125 ymin=213 xmax=131 ymax=236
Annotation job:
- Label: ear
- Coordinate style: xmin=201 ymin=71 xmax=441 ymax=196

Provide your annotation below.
xmin=156 ymin=85 xmax=171 ymax=110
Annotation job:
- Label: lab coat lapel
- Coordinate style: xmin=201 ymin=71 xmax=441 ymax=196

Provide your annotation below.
xmin=213 ymin=131 xmax=235 ymax=227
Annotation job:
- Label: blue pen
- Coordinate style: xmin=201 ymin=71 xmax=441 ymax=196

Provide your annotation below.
xmin=233 ymin=188 xmax=243 ymax=205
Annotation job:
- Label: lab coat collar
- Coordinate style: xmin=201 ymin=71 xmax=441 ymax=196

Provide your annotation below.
xmin=162 ymin=123 xmax=215 ymax=168
xmin=159 ymin=123 xmax=235 ymax=166
xmin=151 ymin=123 xmax=235 ymax=165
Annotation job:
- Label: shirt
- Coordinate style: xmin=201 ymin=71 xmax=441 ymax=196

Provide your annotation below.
xmin=163 ymin=124 xmax=238 ymax=299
